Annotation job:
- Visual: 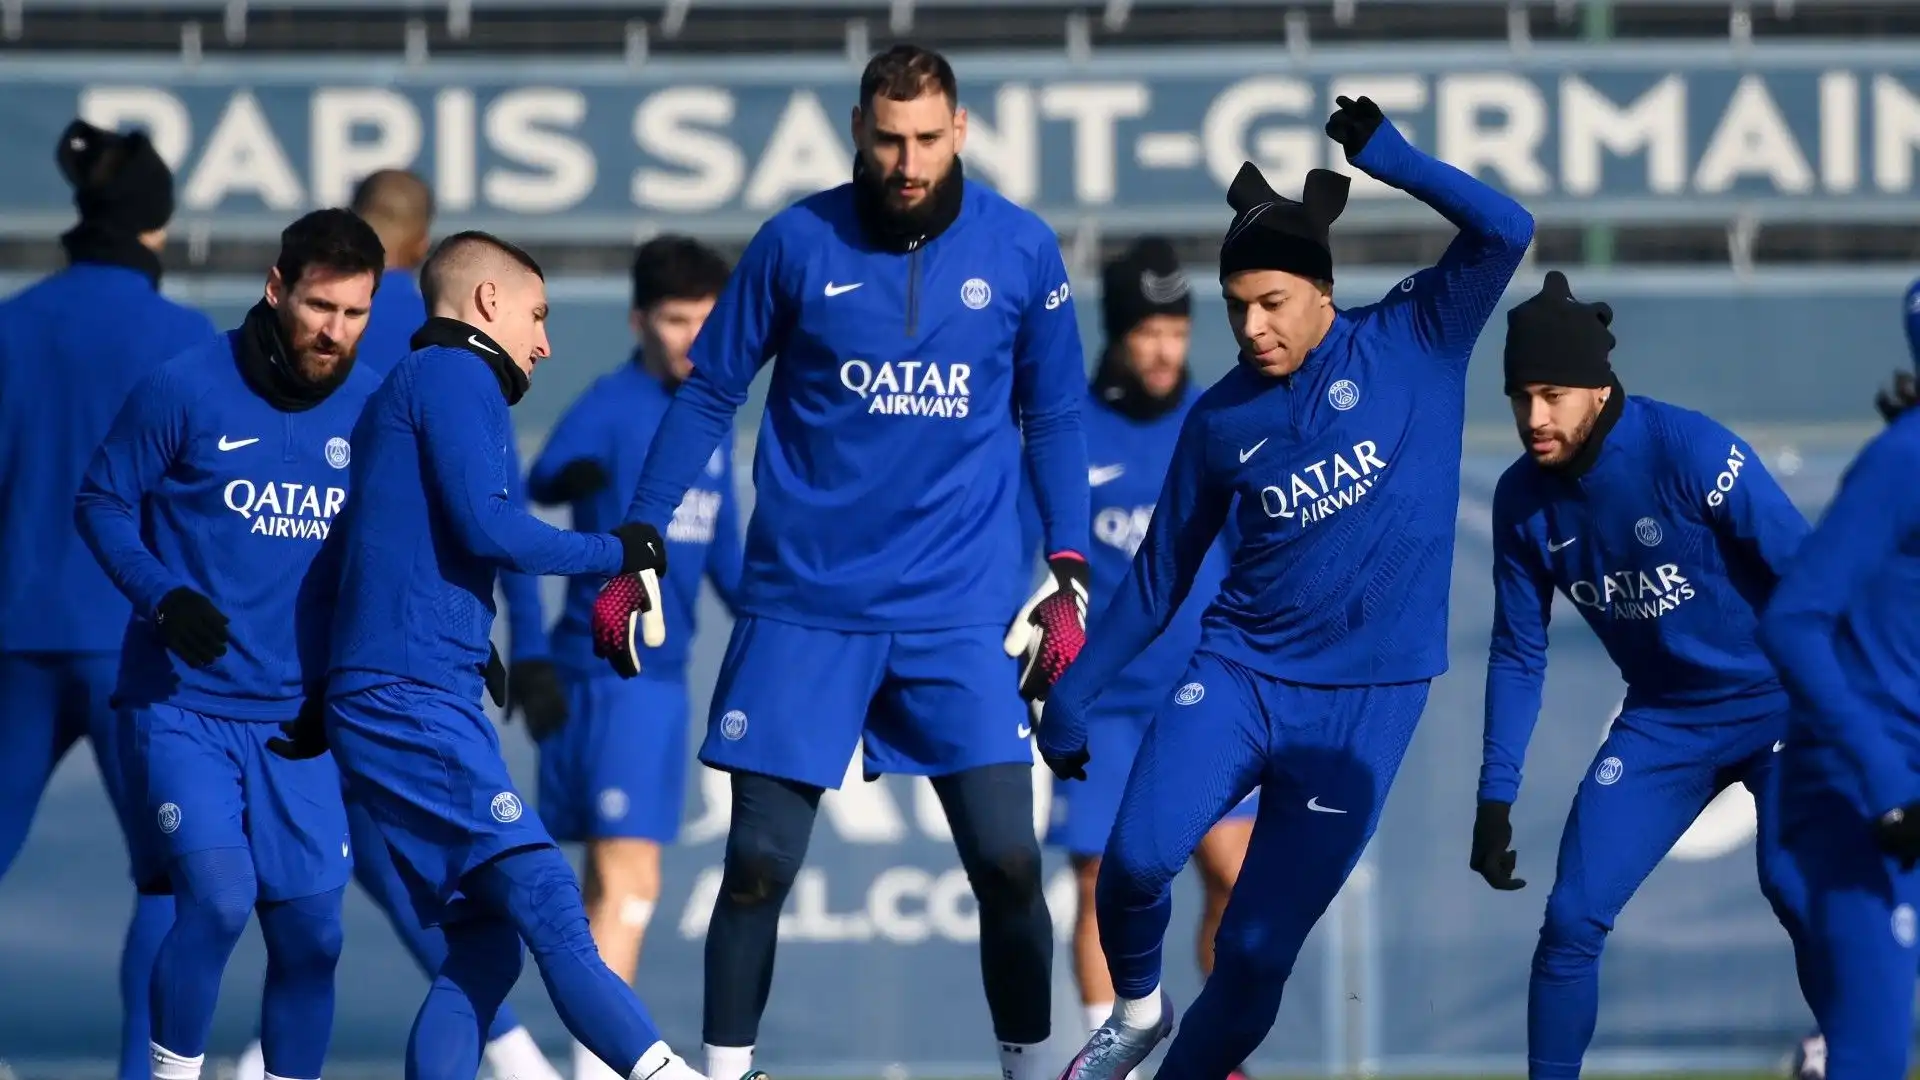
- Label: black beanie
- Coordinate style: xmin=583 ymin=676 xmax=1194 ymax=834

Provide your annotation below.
xmin=1218 ymin=162 xmax=1348 ymax=283
xmin=1101 ymin=237 xmax=1190 ymax=343
xmin=1502 ymin=270 xmax=1616 ymax=395
xmin=57 ymin=120 xmax=175 ymax=236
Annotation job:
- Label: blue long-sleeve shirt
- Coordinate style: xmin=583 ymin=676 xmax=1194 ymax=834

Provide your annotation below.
xmin=75 ymin=331 xmax=381 ymax=719
xmin=499 ymin=436 xmax=548 ymax=662
xmin=531 ymin=360 xmax=743 ymax=679
xmin=619 ymin=179 xmax=1088 ymax=632
xmin=326 ymin=331 xmax=626 ymax=703
xmin=0 ymin=262 xmax=216 ymax=655
xmin=356 ymin=267 xmax=427 ymax=381
xmin=1480 ymin=396 xmax=1810 ymax=804
xmin=1760 ymin=410 xmax=1920 ymax=817
xmin=1043 ymin=118 xmax=1534 ymax=751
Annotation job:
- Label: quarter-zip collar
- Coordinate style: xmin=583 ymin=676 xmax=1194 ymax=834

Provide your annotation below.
xmin=410 ymin=317 xmax=529 ymax=405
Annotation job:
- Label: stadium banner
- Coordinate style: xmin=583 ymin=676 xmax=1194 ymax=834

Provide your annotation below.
xmin=1 ymin=47 xmax=1919 ymax=234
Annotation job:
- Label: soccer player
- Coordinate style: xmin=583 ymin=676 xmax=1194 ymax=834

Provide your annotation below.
xmin=320 ymin=230 xmax=701 ymax=1080
xmin=75 ymin=208 xmax=387 ymax=1080
xmin=1039 ymin=96 xmax=1535 ymax=1080
xmin=1025 ymin=238 xmax=1254 ymax=1056
xmin=588 ymin=43 xmax=1089 ymax=1080
xmin=1758 ymin=364 xmax=1920 ymax=1080
xmin=0 ymin=119 xmax=215 ymax=1080
xmin=1474 ymin=271 xmax=1817 ymax=1080
xmin=528 ymin=234 xmax=741 ymax=1080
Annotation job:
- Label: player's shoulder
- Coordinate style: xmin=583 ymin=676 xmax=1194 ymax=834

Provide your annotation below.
xmin=964 ymin=182 xmax=1055 ymax=245
xmin=1862 ymin=407 xmax=1920 ymax=468
xmin=143 ymin=330 xmax=241 ymax=407
xmin=765 ymin=185 xmax=857 ymax=248
xmin=1631 ymin=395 xmax=1744 ymax=466
xmin=1492 ymin=454 xmax=1547 ymax=518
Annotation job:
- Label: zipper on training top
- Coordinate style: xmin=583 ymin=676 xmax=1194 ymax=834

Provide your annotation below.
xmin=905 ymin=247 xmax=922 ymax=337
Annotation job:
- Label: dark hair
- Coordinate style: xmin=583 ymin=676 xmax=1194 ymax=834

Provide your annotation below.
xmin=419 ymin=230 xmax=545 ymax=307
xmin=631 ymin=235 xmax=731 ymax=310
xmin=858 ymin=44 xmax=957 ymax=112
xmin=274 ymin=208 xmax=385 ymax=291
xmin=1876 ymin=370 xmax=1919 ymax=423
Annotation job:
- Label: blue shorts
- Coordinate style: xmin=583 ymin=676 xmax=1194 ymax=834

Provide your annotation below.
xmin=326 ymin=680 xmax=553 ymax=926
xmin=0 ymin=652 xmax=141 ymax=878
xmin=702 ymin=616 xmax=1031 ymax=791
xmin=538 ymin=672 xmax=689 ymax=843
xmin=125 ymin=703 xmax=351 ymax=901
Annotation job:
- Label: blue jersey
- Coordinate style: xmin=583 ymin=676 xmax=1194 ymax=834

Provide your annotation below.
xmin=355 ymin=268 xmax=427 ymax=380
xmin=0 ymin=262 xmax=216 ymax=654
xmin=1760 ymin=409 xmax=1920 ymax=817
xmin=326 ymin=326 xmax=626 ymax=704
xmin=75 ymin=331 xmax=381 ymax=720
xmin=620 ymin=179 xmax=1089 ymax=632
xmin=1481 ymin=396 xmax=1810 ymax=803
xmin=531 ymin=361 xmax=743 ymax=679
xmin=498 ymin=436 xmax=548 ymax=661
xmin=1047 ymin=121 xmax=1534 ymax=742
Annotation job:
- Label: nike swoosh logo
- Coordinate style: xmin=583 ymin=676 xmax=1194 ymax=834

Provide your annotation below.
xmin=1088 ymin=464 xmax=1126 ymax=487
xmin=467 ymin=334 xmax=498 ymax=354
xmin=1306 ymin=796 xmax=1347 ymax=814
xmin=217 ymin=436 xmax=259 ymax=451
xmin=1547 ymin=537 xmax=1577 ymax=552
xmin=1773 ymin=740 xmax=1786 ymax=753
xmin=1017 ymin=723 xmax=1032 ymax=739
xmin=1239 ymin=438 xmax=1268 ymax=464
xmin=824 ymin=282 xmax=863 ymax=297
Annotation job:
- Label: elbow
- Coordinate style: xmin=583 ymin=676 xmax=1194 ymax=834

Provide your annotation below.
xmin=1487 ymin=202 xmax=1536 ymax=254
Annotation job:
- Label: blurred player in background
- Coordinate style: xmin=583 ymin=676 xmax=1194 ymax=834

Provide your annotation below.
xmin=589 ymin=43 xmax=1088 ymax=1080
xmin=1041 ymin=96 xmax=1534 ymax=1080
xmin=0 ymin=118 xmax=216 ymax=1080
xmin=1474 ymin=271 xmax=1817 ymax=1080
xmin=528 ymin=234 xmax=742 ymax=1080
xmin=75 ymin=209 xmax=387 ymax=1080
xmin=320 ymin=231 xmax=699 ymax=1080
xmin=1023 ymin=238 xmax=1253 ymax=1064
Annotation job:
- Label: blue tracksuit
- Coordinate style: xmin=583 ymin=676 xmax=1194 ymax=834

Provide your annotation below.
xmin=1484 ymin=395 xmax=1815 ymax=1079
xmin=619 ymin=179 xmax=1088 ymax=790
xmin=356 ymin=267 xmax=428 ymax=381
xmin=323 ymin=326 xmax=625 ymax=923
xmin=75 ymin=330 xmax=377 ymax=899
xmin=529 ymin=359 xmax=744 ymax=841
xmin=1760 ymin=408 xmax=1920 ymax=1080
xmin=1042 ymin=117 xmax=1533 ymax=1078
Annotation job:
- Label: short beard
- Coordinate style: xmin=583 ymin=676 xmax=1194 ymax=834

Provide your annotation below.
xmin=870 ymin=159 xmax=954 ymax=229
xmin=1541 ymin=399 xmax=1605 ymax=467
xmin=278 ymin=309 xmax=349 ymax=385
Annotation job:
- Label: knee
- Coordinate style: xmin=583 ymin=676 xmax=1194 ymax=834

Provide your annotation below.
xmin=1534 ymin=891 xmax=1608 ymax=968
xmin=262 ymin=890 xmax=346 ymax=972
xmin=479 ymin=846 xmax=591 ymax=950
xmin=1096 ymin=838 xmax=1180 ymax=907
xmin=445 ymin=913 xmax=526 ymax=994
xmin=1209 ymin=931 xmax=1293 ymax=1008
xmin=722 ymin=826 xmax=806 ymax=906
xmin=963 ymin=833 xmax=1042 ymax=909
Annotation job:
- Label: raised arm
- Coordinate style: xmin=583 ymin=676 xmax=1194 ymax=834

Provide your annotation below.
xmin=74 ymin=364 xmax=194 ymax=616
xmin=1014 ymin=235 xmax=1090 ymax=560
xmin=1479 ymin=478 xmax=1557 ymax=806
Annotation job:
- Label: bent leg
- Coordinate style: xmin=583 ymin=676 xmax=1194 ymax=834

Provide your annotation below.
xmin=256 ymin=887 xmax=346 ymax=1080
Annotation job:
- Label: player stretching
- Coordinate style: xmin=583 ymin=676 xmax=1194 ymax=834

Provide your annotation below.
xmin=528 ymin=235 xmax=741 ymax=1080
xmin=1759 ymin=362 xmax=1920 ymax=1080
xmin=590 ymin=43 xmax=1088 ymax=1080
xmin=76 ymin=209 xmax=387 ymax=1080
xmin=1041 ymin=96 xmax=1535 ymax=1080
xmin=1475 ymin=271 xmax=1818 ymax=1079
xmin=320 ymin=231 xmax=711 ymax=1080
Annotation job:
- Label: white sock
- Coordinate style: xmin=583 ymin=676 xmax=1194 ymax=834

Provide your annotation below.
xmin=483 ymin=1026 xmax=564 ymax=1080
xmin=266 ymin=1073 xmax=315 ymax=1080
xmin=1084 ymin=1002 xmax=1113 ymax=1033
xmin=629 ymin=1041 xmax=706 ymax=1080
xmin=704 ymin=1043 xmax=753 ymax=1080
xmin=234 ymin=1041 xmax=266 ymax=1080
xmin=150 ymin=1043 xmax=204 ymax=1080
xmin=1116 ymin=991 xmax=1163 ymax=1031
xmin=999 ymin=1041 xmax=1047 ymax=1080
xmin=574 ymin=1040 xmax=625 ymax=1080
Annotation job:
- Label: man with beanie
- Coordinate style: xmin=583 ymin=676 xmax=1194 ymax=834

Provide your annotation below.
xmin=0 ymin=119 xmax=215 ymax=1080
xmin=1019 ymin=238 xmax=1255 ymax=1068
xmin=1041 ymin=95 xmax=1534 ymax=1080
xmin=1475 ymin=270 xmax=1820 ymax=1079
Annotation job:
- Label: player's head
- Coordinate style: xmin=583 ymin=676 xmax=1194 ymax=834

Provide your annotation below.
xmin=421 ymin=230 xmax=549 ymax=376
xmin=1096 ymin=237 xmax=1192 ymax=408
xmin=852 ymin=44 xmax=967 ymax=223
xmin=350 ymin=168 xmax=435 ymax=271
xmin=56 ymin=119 xmax=175 ymax=253
xmin=630 ymin=235 xmax=730 ymax=388
xmin=1875 ymin=371 xmax=1918 ymax=424
xmin=1218 ymin=163 xmax=1346 ymax=378
xmin=1503 ymin=270 xmax=1619 ymax=467
xmin=264 ymin=208 xmax=385 ymax=384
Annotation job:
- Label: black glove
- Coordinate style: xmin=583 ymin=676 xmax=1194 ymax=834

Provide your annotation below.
xmin=266 ymin=696 xmax=329 ymax=760
xmin=1324 ymin=95 xmax=1386 ymax=160
xmin=1877 ymin=803 xmax=1920 ymax=870
xmin=613 ymin=522 xmax=668 ymax=577
xmin=484 ymin=643 xmax=507 ymax=709
xmin=548 ymin=459 xmax=611 ymax=502
xmin=154 ymin=587 xmax=231 ymax=668
xmin=1469 ymin=800 xmax=1527 ymax=890
xmin=507 ymin=659 xmax=569 ymax=741
xmin=1042 ymin=744 xmax=1090 ymax=783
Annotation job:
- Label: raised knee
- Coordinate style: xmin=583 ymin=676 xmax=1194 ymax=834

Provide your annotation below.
xmin=722 ymin=831 xmax=804 ymax=905
xmin=967 ymin=839 xmax=1042 ymax=907
xmin=1097 ymin=843 xmax=1179 ymax=905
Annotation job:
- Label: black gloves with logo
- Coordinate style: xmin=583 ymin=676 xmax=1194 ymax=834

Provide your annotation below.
xmin=155 ymin=587 xmax=230 ymax=668
xmin=1469 ymin=800 xmax=1527 ymax=890
xmin=614 ymin=522 xmax=668 ymax=577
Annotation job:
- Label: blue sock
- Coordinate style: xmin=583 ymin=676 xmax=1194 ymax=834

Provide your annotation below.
xmin=258 ymin=889 xmax=345 ymax=1080
xmin=152 ymin=848 xmax=256 ymax=1057
xmin=119 ymin=892 xmax=174 ymax=1080
xmin=407 ymin=914 xmax=525 ymax=1080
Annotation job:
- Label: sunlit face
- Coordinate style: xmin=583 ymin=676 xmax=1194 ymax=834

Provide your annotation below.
xmin=482 ymin=272 xmax=552 ymax=377
xmin=1121 ymin=315 xmax=1191 ymax=398
xmin=631 ymin=295 xmax=718 ymax=386
xmin=265 ymin=264 xmax=375 ymax=383
xmin=852 ymin=92 xmax=968 ymax=214
xmin=1222 ymin=269 xmax=1335 ymax=377
xmin=1510 ymin=383 xmax=1611 ymax=466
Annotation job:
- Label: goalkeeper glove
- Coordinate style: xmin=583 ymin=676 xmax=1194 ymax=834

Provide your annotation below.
xmin=155 ymin=587 xmax=230 ymax=668
xmin=506 ymin=658 xmax=569 ymax=741
xmin=592 ymin=522 xmax=670 ymax=678
xmin=1003 ymin=552 xmax=1089 ymax=729
xmin=1877 ymin=803 xmax=1920 ymax=870
xmin=1469 ymin=800 xmax=1526 ymax=890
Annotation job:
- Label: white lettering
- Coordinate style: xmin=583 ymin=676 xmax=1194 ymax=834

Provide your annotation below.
xmin=632 ymin=87 xmax=744 ymax=213
xmin=1567 ymin=563 xmax=1697 ymax=619
xmin=1694 ymin=75 xmax=1814 ymax=194
xmin=1436 ymin=73 xmax=1551 ymax=194
xmin=183 ymin=91 xmax=304 ymax=210
xmin=1324 ymin=76 xmax=1427 ymax=198
xmin=1559 ymin=75 xmax=1687 ymax=196
xmin=1040 ymin=83 xmax=1150 ymax=204
xmin=435 ymin=89 xmax=477 ymax=212
xmin=960 ymin=84 xmax=1038 ymax=204
xmin=310 ymin=88 xmax=422 ymax=206
xmin=1873 ymin=74 xmax=1920 ymax=193
xmin=744 ymin=90 xmax=847 ymax=210
xmin=1820 ymin=72 xmax=1860 ymax=193
xmin=78 ymin=87 xmax=192 ymax=170
xmin=1257 ymin=441 xmax=1388 ymax=526
xmin=484 ymin=88 xmax=594 ymax=214
xmin=1202 ymin=77 xmax=1318 ymax=195
xmin=1705 ymin=443 xmax=1747 ymax=508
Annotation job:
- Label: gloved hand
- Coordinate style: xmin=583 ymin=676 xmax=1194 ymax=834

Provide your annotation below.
xmin=593 ymin=522 xmax=670 ymax=679
xmin=1036 ymin=699 xmax=1090 ymax=782
xmin=548 ymin=459 xmax=611 ymax=502
xmin=484 ymin=643 xmax=508 ymax=709
xmin=1876 ymin=803 xmax=1920 ymax=869
xmin=155 ymin=587 xmax=231 ymax=668
xmin=1469 ymin=800 xmax=1527 ymax=890
xmin=266 ymin=696 xmax=329 ymax=760
xmin=1324 ymin=95 xmax=1386 ymax=160
xmin=506 ymin=658 xmax=569 ymax=741
xmin=1003 ymin=552 xmax=1090 ymax=729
